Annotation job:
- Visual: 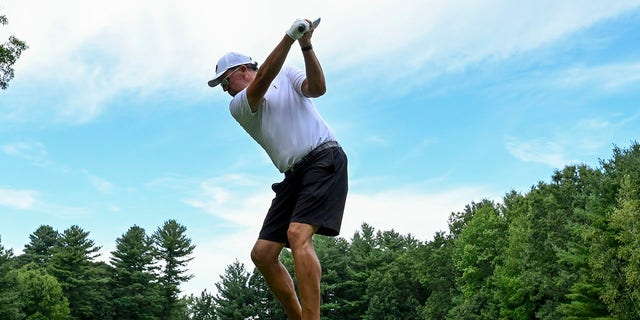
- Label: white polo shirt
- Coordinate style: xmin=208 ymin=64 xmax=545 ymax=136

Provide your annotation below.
xmin=229 ymin=65 xmax=336 ymax=173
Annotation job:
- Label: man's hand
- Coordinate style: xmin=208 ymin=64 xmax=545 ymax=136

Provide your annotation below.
xmin=286 ymin=19 xmax=311 ymax=40
xmin=298 ymin=19 xmax=315 ymax=47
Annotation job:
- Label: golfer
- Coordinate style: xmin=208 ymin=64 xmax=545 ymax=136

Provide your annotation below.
xmin=208 ymin=19 xmax=348 ymax=320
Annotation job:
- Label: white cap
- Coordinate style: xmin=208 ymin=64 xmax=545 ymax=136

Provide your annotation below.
xmin=208 ymin=52 xmax=255 ymax=87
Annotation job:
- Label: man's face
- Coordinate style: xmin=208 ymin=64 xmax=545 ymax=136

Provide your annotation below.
xmin=220 ymin=66 xmax=244 ymax=97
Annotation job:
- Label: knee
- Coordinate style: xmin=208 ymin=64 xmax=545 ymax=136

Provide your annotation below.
xmin=251 ymin=242 xmax=279 ymax=269
xmin=287 ymin=223 xmax=314 ymax=249
xmin=250 ymin=246 xmax=267 ymax=267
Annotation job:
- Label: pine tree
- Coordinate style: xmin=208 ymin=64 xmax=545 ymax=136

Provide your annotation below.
xmin=248 ymin=267 xmax=287 ymax=320
xmin=0 ymin=237 xmax=22 ymax=320
xmin=49 ymin=225 xmax=112 ymax=320
xmin=187 ymin=289 xmax=216 ymax=320
xmin=344 ymin=223 xmax=378 ymax=317
xmin=152 ymin=219 xmax=196 ymax=320
xmin=213 ymin=260 xmax=257 ymax=320
xmin=313 ymin=236 xmax=351 ymax=320
xmin=110 ymin=225 xmax=162 ymax=320
xmin=18 ymin=225 xmax=60 ymax=266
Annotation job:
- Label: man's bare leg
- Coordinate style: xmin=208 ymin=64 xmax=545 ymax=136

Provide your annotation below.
xmin=251 ymin=239 xmax=302 ymax=320
xmin=288 ymin=222 xmax=321 ymax=320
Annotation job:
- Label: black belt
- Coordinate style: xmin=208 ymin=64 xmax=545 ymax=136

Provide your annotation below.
xmin=287 ymin=141 xmax=340 ymax=173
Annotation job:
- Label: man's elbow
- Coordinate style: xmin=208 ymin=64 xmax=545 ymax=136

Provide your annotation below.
xmin=313 ymin=87 xmax=327 ymax=97
xmin=306 ymin=85 xmax=326 ymax=98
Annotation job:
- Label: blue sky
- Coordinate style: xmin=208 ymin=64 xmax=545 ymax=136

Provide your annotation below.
xmin=1 ymin=1 xmax=639 ymax=295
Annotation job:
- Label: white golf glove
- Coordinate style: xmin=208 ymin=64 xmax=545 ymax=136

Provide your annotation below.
xmin=286 ymin=19 xmax=310 ymax=40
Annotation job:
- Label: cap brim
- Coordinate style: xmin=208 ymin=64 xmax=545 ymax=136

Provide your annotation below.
xmin=208 ymin=77 xmax=222 ymax=87
xmin=208 ymin=69 xmax=228 ymax=87
xmin=207 ymin=62 xmax=249 ymax=88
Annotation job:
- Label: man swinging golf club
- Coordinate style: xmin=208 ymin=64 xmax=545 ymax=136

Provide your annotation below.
xmin=208 ymin=18 xmax=348 ymax=320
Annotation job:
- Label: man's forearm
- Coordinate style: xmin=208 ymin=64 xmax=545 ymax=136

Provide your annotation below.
xmin=301 ymin=47 xmax=326 ymax=97
xmin=246 ymin=35 xmax=295 ymax=111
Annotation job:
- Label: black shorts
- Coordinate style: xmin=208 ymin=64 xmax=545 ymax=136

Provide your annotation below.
xmin=258 ymin=142 xmax=348 ymax=247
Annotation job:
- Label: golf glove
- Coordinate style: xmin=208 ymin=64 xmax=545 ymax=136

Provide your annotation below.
xmin=286 ymin=19 xmax=310 ymax=40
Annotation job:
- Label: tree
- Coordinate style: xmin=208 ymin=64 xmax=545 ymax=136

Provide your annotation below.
xmin=494 ymin=165 xmax=597 ymax=319
xmin=213 ymin=260 xmax=257 ymax=319
xmin=0 ymin=237 xmax=23 ymax=320
xmin=556 ymin=167 xmax=611 ymax=319
xmin=186 ymin=289 xmax=216 ymax=320
xmin=18 ymin=225 xmax=60 ymax=267
xmin=0 ymin=13 xmax=28 ymax=90
xmin=449 ymin=200 xmax=506 ymax=319
xmin=363 ymin=230 xmax=424 ymax=320
xmin=609 ymin=174 xmax=640 ymax=318
xmin=364 ymin=250 xmax=426 ymax=320
xmin=11 ymin=263 xmax=70 ymax=320
xmin=313 ymin=236 xmax=351 ymax=320
xmin=110 ymin=225 xmax=162 ymax=320
xmin=415 ymin=232 xmax=457 ymax=320
xmin=152 ymin=219 xmax=196 ymax=320
xmin=343 ymin=223 xmax=378 ymax=318
xmin=49 ymin=225 xmax=112 ymax=320
xmin=248 ymin=267 xmax=287 ymax=320
xmin=580 ymin=143 xmax=640 ymax=318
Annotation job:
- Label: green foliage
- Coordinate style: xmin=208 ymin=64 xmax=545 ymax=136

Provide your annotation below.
xmin=363 ymin=230 xmax=425 ymax=320
xmin=314 ymin=236 xmax=351 ymax=319
xmin=0 ymin=142 xmax=638 ymax=319
xmin=18 ymin=225 xmax=61 ymax=267
xmin=0 ymin=237 xmax=23 ymax=320
xmin=152 ymin=219 xmax=196 ymax=320
xmin=11 ymin=263 xmax=70 ymax=320
xmin=185 ymin=289 xmax=216 ymax=320
xmin=610 ymin=175 xmax=640 ymax=312
xmin=415 ymin=232 xmax=457 ymax=319
xmin=365 ymin=250 xmax=427 ymax=320
xmin=0 ymin=13 xmax=28 ymax=90
xmin=213 ymin=260 xmax=257 ymax=319
xmin=449 ymin=200 xmax=506 ymax=319
xmin=248 ymin=266 xmax=287 ymax=319
xmin=48 ymin=225 xmax=111 ymax=320
xmin=110 ymin=225 xmax=162 ymax=320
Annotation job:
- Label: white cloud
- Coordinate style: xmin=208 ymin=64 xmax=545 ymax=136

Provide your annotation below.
xmin=3 ymin=0 xmax=638 ymax=123
xmin=577 ymin=118 xmax=610 ymax=130
xmin=505 ymin=110 xmax=639 ymax=169
xmin=0 ymin=189 xmax=91 ymax=217
xmin=0 ymin=188 xmax=39 ymax=210
xmin=396 ymin=137 xmax=439 ymax=165
xmin=86 ymin=174 xmax=115 ymax=194
xmin=341 ymin=185 xmax=491 ymax=241
xmin=183 ymin=229 xmax=258 ymax=297
xmin=184 ymin=175 xmax=273 ymax=228
xmin=506 ymin=137 xmax=572 ymax=168
xmin=2 ymin=141 xmax=51 ymax=167
xmin=553 ymin=63 xmax=640 ymax=91
xmin=2 ymin=142 xmax=118 ymax=195
xmin=178 ymin=175 xmax=493 ymax=296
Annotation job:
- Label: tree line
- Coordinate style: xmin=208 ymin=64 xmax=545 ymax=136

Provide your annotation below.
xmin=0 ymin=220 xmax=195 ymax=320
xmin=207 ymin=142 xmax=640 ymax=320
xmin=2 ymin=142 xmax=639 ymax=319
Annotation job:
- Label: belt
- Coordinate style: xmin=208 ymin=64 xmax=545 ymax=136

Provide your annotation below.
xmin=287 ymin=141 xmax=340 ymax=173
